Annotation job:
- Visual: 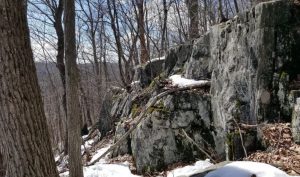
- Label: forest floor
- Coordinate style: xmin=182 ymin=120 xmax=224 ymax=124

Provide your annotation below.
xmin=246 ymin=123 xmax=300 ymax=176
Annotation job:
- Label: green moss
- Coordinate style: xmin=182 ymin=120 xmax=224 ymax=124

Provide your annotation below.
xmin=131 ymin=104 xmax=141 ymax=118
xmin=236 ymin=99 xmax=241 ymax=108
xmin=112 ymin=95 xmax=120 ymax=101
xmin=148 ymin=79 xmax=157 ymax=90
xmin=280 ymin=71 xmax=289 ymax=82
xmin=146 ymin=100 xmax=170 ymax=115
xmin=226 ymin=133 xmax=234 ymax=148
xmin=226 ymin=132 xmax=240 ymax=160
xmin=142 ymin=165 xmax=154 ymax=174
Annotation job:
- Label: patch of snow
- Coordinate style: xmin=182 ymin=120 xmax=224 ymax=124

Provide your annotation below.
xmin=169 ymin=74 xmax=209 ymax=88
xmin=60 ymin=143 xmax=137 ymax=177
xmin=82 ymin=135 xmax=89 ymax=139
xmin=60 ymin=163 xmax=140 ymax=177
xmin=205 ymin=161 xmax=289 ymax=177
xmin=131 ymin=81 xmax=140 ymax=85
xmin=147 ymin=56 xmax=165 ymax=64
xmin=86 ymin=139 xmax=94 ymax=146
xmin=81 ymin=139 xmax=95 ymax=154
xmin=297 ymin=97 xmax=300 ymax=105
xmin=167 ymin=159 xmax=213 ymax=177
xmin=55 ymin=155 xmax=60 ymax=162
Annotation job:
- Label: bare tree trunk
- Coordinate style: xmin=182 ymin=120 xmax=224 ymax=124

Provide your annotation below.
xmin=161 ymin=0 xmax=168 ymax=56
xmin=234 ymin=0 xmax=239 ymax=13
xmin=107 ymin=0 xmax=131 ymax=87
xmin=203 ymin=0 xmax=208 ymax=32
xmin=218 ymin=0 xmax=226 ymax=22
xmin=64 ymin=0 xmax=84 ymax=176
xmin=174 ymin=0 xmax=187 ymax=42
xmin=185 ymin=0 xmax=200 ymax=39
xmin=52 ymin=0 xmax=69 ymax=155
xmin=80 ymin=86 xmax=93 ymax=126
xmin=136 ymin=0 xmax=149 ymax=64
xmin=0 ymin=1 xmax=59 ymax=177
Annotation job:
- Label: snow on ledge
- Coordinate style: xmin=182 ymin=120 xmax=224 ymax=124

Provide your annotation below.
xmin=146 ymin=56 xmax=165 ymax=64
xmin=169 ymin=74 xmax=210 ymax=88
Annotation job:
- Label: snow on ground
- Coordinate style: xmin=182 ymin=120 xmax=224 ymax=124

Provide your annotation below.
xmin=60 ymin=162 xmax=140 ymax=177
xmin=205 ymin=161 xmax=290 ymax=177
xmin=81 ymin=139 xmax=94 ymax=154
xmin=169 ymin=74 xmax=209 ymax=88
xmin=167 ymin=159 xmax=213 ymax=177
xmin=59 ymin=137 xmax=300 ymax=177
xmin=59 ymin=142 xmax=141 ymax=177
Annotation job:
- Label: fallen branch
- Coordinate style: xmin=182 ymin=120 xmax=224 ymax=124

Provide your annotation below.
xmin=179 ymin=129 xmax=216 ymax=164
xmin=87 ymin=82 xmax=211 ymax=166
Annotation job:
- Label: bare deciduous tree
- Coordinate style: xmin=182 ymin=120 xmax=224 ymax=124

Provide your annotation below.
xmin=64 ymin=0 xmax=84 ymax=176
xmin=136 ymin=0 xmax=149 ymax=63
xmin=185 ymin=0 xmax=200 ymax=39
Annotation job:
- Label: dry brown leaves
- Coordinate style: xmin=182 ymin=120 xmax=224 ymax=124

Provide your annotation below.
xmin=246 ymin=123 xmax=300 ymax=175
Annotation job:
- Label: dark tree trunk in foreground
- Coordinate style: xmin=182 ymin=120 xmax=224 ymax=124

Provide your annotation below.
xmin=0 ymin=152 xmax=5 ymax=177
xmin=64 ymin=0 xmax=84 ymax=176
xmin=0 ymin=1 xmax=59 ymax=177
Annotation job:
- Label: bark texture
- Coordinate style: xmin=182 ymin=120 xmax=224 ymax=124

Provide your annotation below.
xmin=53 ymin=0 xmax=69 ymax=155
xmin=0 ymin=1 xmax=59 ymax=177
xmin=64 ymin=0 xmax=84 ymax=176
xmin=136 ymin=0 xmax=149 ymax=64
xmin=186 ymin=0 xmax=200 ymax=39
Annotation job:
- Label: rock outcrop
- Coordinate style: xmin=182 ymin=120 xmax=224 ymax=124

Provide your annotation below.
xmin=207 ymin=0 xmax=300 ymax=159
xmin=105 ymin=0 xmax=300 ymax=174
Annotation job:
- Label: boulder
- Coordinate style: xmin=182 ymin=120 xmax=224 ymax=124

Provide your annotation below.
xmin=133 ymin=58 xmax=165 ymax=87
xmin=131 ymin=91 xmax=214 ymax=173
xmin=111 ymin=121 xmax=132 ymax=157
xmin=164 ymin=44 xmax=193 ymax=76
xmin=184 ymin=34 xmax=211 ymax=80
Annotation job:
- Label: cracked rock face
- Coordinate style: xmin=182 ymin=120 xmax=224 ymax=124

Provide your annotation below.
xmin=208 ymin=0 xmax=300 ymax=158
